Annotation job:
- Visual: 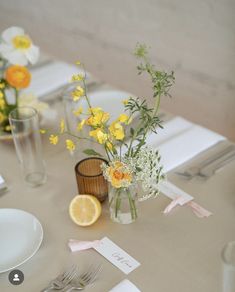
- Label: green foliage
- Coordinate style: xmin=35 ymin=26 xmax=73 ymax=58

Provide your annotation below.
xmin=123 ymin=43 xmax=175 ymax=157
xmin=135 ymin=43 xmax=175 ymax=99
xmin=83 ymin=149 xmax=102 ymax=157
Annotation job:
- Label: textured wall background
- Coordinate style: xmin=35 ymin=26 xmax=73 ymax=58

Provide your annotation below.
xmin=0 ymin=0 xmax=234 ymax=140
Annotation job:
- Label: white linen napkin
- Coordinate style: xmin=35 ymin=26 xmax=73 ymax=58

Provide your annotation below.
xmin=147 ymin=117 xmax=225 ymax=172
xmin=109 ymin=279 xmax=141 ymax=292
xmin=23 ymin=61 xmax=86 ymax=99
xmin=146 ymin=116 xmax=193 ymax=146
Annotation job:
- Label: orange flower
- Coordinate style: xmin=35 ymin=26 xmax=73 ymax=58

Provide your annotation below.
xmin=108 ymin=161 xmax=132 ymax=188
xmin=5 ymin=65 xmax=31 ymax=89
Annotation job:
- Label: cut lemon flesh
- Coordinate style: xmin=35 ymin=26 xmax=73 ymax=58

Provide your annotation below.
xmin=69 ymin=194 xmax=101 ymax=226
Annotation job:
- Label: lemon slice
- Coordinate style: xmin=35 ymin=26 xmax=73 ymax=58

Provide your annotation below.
xmin=69 ymin=195 xmax=101 ymax=226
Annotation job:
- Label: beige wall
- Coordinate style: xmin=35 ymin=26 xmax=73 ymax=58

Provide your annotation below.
xmin=0 ymin=0 xmax=235 ymax=140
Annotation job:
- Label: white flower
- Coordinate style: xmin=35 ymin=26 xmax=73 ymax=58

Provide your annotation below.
xmin=0 ymin=26 xmax=39 ymax=66
xmin=19 ymin=93 xmax=48 ymax=113
xmin=123 ymin=146 xmax=165 ymax=200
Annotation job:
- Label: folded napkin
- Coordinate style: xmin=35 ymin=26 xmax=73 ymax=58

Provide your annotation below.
xmin=24 ymin=61 xmax=86 ymax=99
xmin=109 ymin=279 xmax=141 ymax=292
xmin=146 ymin=117 xmax=225 ymax=172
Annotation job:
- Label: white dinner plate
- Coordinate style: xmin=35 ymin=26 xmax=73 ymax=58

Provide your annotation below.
xmin=80 ymin=89 xmax=134 ymax=120
xmin=0 ymin=209 xmax=43 ymax=273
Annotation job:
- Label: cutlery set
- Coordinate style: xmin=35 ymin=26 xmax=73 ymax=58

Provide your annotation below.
xmin=41 ymin=264 xmax=101 ymax=292
xmin=176 ymin=143 xmax=235 ymax=179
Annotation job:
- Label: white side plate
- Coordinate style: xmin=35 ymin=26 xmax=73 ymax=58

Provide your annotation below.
xmin=0 ymin=209 xmax=43 ymax=273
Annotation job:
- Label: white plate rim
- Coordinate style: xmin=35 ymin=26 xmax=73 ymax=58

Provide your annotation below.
xmin=0 ymin=208 xmax=43 ymax=273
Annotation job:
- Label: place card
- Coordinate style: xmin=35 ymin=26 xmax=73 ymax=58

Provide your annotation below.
xmin=93 ymin=237 xmax=140 ymax=275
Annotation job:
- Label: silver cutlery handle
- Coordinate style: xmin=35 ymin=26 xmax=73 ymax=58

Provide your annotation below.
xmin=200 ymin=151 xmax=235 ymax=177
xmin=192 ymin=145 xmax=234 ymax=170
xmin=62 ymin=284 xmax=84 ymax=291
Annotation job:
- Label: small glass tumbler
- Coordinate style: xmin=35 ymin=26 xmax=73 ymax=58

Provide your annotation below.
xmin=222 ymin=241 xmax=235 ymax=292
xmin=75 ymin=157 xmax=108 ymax=202
xmin=9 ymin=107 xmax=47 ymax=187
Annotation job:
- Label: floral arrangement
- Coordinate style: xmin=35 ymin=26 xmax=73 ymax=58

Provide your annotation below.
xmin=49 ymin=44 xmax=175 ymax=223
xmin=0 ymin=26 xmax=46 ymax=134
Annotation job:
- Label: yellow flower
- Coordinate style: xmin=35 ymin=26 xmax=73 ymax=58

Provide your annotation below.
xmin=40 ymin=129 xmax=46 ymax=134
xmin=89 ymin=107 xmax=102 ymax=115
xmin=71 ymin=74 xmax=84 ymax=82
xmin=107 ymin=161 xmax=132 ymax=188
xmin=0 ymin=112 xmax=6 ymax=123
xmin=66 ymin=139 xmax=75 ymax=152
xmin=89 ymin=128 xmax=108 ymax=144
xmin=109 ymin=122 xmax=125 ymax=140
xmin=75 ymin=60 xmax=81 ymax=65
xmin=49 ymin=135 xmax=58 ymax=145
xmin=122 ymin=99 xmax=129 ymax=105
xmin=73 ymin=106 xmax=83 ymax=117
xmin=72 ymin=86 xmax=84 ymax=101
xmin=60 ymin=119 xmax=65 ymax=134
xmin=77 ymin=119 xmax=85 ymax=131
xmin=118 ymin=114 xmax=132 ymax=124
xmin=0 ymin=83 xmax=5 ymax=89
xmin=106 ymin=141 xmax=113 ymax=151
xmin=0 ymin=91 xmax=3 ymax=98
xmin=0 ymin=98 xmax=5 ymax=110
xmin=86 ymin=108 xmax=110 ymax=127
xmin=5 ymin=125 xmax=11 ymax=131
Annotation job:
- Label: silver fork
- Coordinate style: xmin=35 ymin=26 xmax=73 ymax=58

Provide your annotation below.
xmin=199 ymin=151 xmax=235 ymax=178
xmin=176 ymin=144 xmax=235 ymax=179
xmin=63 ymin=264 xmax=102 ymax=291
xmin=41 ymin=265 xmax=77 ymax=292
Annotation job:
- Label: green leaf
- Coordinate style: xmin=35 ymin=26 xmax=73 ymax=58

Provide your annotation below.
xmin=83 ymin=149 xmax=102 ymax=157
xmin=130 ymin=128 xmax=135 ymax=136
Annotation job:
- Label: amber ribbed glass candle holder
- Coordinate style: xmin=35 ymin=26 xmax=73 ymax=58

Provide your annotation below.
xmin=75 ymin=157 xmax=108 ymax=202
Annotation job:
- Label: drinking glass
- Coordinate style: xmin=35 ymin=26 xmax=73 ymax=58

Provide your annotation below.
xmin=9 ymin=107 xmax=47 ymax=187
xmin=75 ymin=157 xmax=108 ymax=202
xmin=222 ymin=241 xmax=235 ymax=292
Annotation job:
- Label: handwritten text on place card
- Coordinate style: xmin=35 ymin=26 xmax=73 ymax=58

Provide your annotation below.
xmin=93 ymin=237 xmax=140 ymax=275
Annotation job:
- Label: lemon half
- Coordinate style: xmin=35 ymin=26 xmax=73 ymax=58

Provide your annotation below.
xmin=69 ymin=195 xmax=101 ymax=226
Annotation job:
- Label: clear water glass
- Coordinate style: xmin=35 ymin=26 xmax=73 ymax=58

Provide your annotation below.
xmin=222 ymin=241 xmax=235 ymax=292
xmin=9 ymin=107 xmax=47 ymax=187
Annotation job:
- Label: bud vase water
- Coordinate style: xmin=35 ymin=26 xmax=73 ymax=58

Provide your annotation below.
xmin=108 ymin=184 xmax=138 ymax=224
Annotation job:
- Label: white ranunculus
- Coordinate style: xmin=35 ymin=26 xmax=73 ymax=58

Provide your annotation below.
xmin=0 ymin=26 xmax=40 ymax=66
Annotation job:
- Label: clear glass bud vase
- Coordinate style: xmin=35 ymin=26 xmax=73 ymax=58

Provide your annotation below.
xmin=108 ymin=184 xmax=138 ymax=224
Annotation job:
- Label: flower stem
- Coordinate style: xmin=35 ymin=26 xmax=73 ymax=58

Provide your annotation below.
xmin=127 ymin=189 xmax=137 ymax=220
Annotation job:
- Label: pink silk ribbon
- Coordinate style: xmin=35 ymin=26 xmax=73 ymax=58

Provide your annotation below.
xmin=187 ymin=200 xmax=212 ymax=218
xmin=163 ymin=196 xmax=212 ymax=218
xmin=68 ymin=239 xmax=100 ymax=252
